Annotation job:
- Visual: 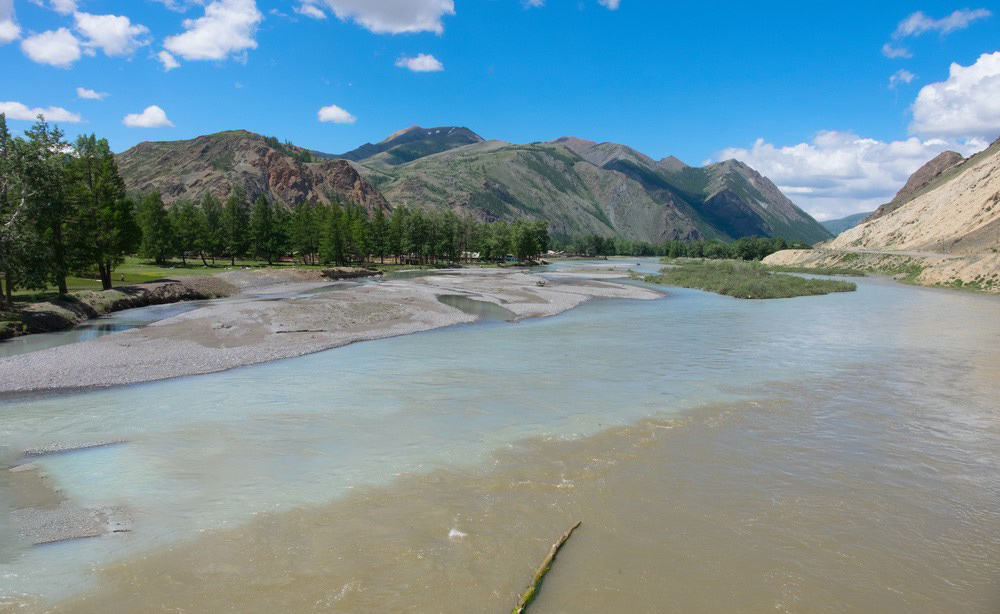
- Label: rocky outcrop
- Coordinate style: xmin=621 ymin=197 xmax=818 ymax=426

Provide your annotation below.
xmin=117 ymin=131 xmax=388 ymax=213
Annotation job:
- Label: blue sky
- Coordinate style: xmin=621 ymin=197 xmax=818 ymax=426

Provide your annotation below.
xmin=2 ymin=0 xmax=999 ymax=219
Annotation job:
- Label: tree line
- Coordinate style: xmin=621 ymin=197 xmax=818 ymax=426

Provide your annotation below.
xmin=139 ymin=190 xmax=552 ymax=269
xmin=555 ymin=234 xmax=808 ymax=261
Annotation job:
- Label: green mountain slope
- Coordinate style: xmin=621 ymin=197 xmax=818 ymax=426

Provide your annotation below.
xmin=333 ymin=125 xmax=484 ymax=166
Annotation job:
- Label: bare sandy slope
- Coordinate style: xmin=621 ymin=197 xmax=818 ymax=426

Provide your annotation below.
xmin=829 ymin=142 xmax=1000 ymax=255
xmin=0 ymin=269 xmax=660 ymax=394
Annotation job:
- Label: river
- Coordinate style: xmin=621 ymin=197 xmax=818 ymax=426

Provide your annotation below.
xmin=1 ymin=259 xmax=998 ymax=612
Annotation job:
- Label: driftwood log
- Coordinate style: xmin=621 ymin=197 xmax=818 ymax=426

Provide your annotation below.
xmin=512 ymin=521 xmax=582 ymax=613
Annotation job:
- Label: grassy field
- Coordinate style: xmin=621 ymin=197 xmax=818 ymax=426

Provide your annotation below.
xmin=639 ymin=260 xmax=857 ymax=299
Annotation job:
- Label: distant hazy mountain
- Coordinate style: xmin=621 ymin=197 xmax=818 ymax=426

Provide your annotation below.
xmin=116 ymin=130 xmax=387 ymax=213
xmin=117 ymin=126 xmax=831 ymax=244
xmin=331 ymin=125 xmax=485 ymax=166
xmin=821 ymin=212 xmax=873 ymax=236
xmin=831 ymin=137 xmax=1000 ymax=255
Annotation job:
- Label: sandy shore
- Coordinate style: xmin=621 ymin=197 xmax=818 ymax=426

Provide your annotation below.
xmin=0 ymin=269 xmax=660 ymax=394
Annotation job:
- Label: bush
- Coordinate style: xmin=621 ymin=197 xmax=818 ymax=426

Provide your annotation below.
xmin=641 ymin=260 xmax=856 ymax=299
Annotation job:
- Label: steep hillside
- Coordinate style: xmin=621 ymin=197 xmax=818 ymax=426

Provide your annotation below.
xmin=117 ymin=130 xmax=387 ymax=213
xmin=335 ymin=125 xmax=484 ymax=166
xmin=830 ymin=138 xmax=1000 ymax=255
xmin=550 ymin=137 xmax=832 ymax=243
xmin=865 ymin=151 xmax=965 ymax=222
xmin=357 ymin=140 xmax=710 ymax=242
xmin=821 ymin=212 xmax=873 ymax=235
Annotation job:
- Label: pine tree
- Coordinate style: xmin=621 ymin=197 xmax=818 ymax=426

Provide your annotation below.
xmin=138 ymin=192 xmax=175 ymax=265
xmin=221 ymin=187 xmax=250 ymax=265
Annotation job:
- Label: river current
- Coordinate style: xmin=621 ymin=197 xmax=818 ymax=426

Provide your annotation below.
xmin=1 ymin=259 xmax=998 ymax=612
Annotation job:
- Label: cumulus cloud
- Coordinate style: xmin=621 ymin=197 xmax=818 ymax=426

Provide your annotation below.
xmin=893 ymin=8 xmax=992 ymax=39
xmin=314 ymin=0 xmax=454 ymax=34
xmin=715 ymin=131 xmax=986 ymax=220
xmin=888 ymin=69 xmax=915 ymax=89
xmin=295 ymin=2 xmax=326 ymax=19
xmin=74 ymin=12 xmax=150 ymax=56
xmin=910 ymin=51 xmax=1000 ymax=140
xmin=157 ymin=50 xmax=180 ymax=71
xmin=0 ymin=0 xmax=19 ymax=44
xmin=598 ymin=0 xmax=621 ymax=9
xmin=395 ymin=53 xmax=443 ymax=72
xmin=21 ymin=28 xmax=80 ymax=67
xmin=0 ymin=101 xmax=82 ymax=122
xmin=76 ymin=87 xmax=108 ymax=100
xmin=123 ymin=105 xmax=174 ymax=128
xmin=163 ymin=0 xmax=262 ymax=61
xmin=317 ymin=104 xmax=356 ymax=124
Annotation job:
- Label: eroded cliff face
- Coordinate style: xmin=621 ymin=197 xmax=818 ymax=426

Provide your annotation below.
xmin=117 ymin=130 xmax=387 ymax=213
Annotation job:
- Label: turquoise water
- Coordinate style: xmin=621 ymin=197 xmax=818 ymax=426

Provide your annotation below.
xmin=1 ymin=260 xmax=998 ymax=608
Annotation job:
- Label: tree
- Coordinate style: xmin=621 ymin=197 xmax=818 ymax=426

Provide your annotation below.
xmin=171 ymin=199 xmax=203 ymax=265
xmin=0 ymin=114 xmax=49 ymax=307
xmin=200 ymin=193 xmax=223 ymax=265
xmin=24 ymin=117 xmax=72 ymax=294
xmin=138 ymin=192 xmax=175 ymax=265
xmin=249 ymin=194 xmax=284 ymax=265
xmin=370 ymin=206 xmax=388 ymax=264
xmin=289 ymin=202 xmax=319 ymax=264
xmin=320 ymin=202 xmax=346 ymax=265
xmin=221 ymin=187 xmax=250 ymax=265
xmin=67 ymin=134 xmax=140 ymax=289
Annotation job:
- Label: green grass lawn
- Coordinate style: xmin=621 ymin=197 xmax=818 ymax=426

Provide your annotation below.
xmin=639 ymin=260 xmax=857 ymax=299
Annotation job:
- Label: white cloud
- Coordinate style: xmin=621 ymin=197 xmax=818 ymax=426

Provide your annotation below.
xmin=163 ymin=0 xmax=262 ymax=61
xmin=295 ymin=2 xmax=326 ymax=19
xmin=881 ymin=43 xmax=911 ymax=59
xmin=0 ymin=101 xmax=82 ymax=122
xmin=157 ymin=50 xmax=180 ymax=70
xmin=316 ymin=0 xmax=454 ymax=34
xmin=29 ymin=0 xmax=77 ymax=15
xmin=598 ymin=0 xmax=621 ymax=9
xmin=0 ymin=0 xmax=19 ymax=44
xmin=76 ymin=86 xmax=108 ymax=100
xmin=74 ymin=12 xmax=150 ymax=56
xmin=888 ymin=69 xmax=915 ymax=89
xmin=123 ymin=105 xmax=174 ymax=128
xmin=910 ymin=51 xmax=1000 ymax=140
xmin=716 ymin=131 xmax=986 ymax=220
xmin=523 ymin=0 xmax=544 ymax=7
xmin=21 ymin=28 xmax=80 ymax=67
xmin=395 ymin=53 xmax=443 ymax=72
xmin=317 ymin=104 xmax=356 ymax=124
xmin=892 ymin=9 xmax=992 ymax=39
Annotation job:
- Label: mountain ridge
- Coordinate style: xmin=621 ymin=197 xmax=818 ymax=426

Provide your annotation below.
xmin=116 ymin=127 xmax=831 ymax=244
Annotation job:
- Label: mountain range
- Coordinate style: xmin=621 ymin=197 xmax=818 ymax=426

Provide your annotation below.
xmin=116 ymin=125 xmax=832 ymax=244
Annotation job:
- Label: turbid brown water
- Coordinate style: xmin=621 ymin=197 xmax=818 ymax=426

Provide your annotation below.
xmin=2 ymin=261 xmax=999 ymax=612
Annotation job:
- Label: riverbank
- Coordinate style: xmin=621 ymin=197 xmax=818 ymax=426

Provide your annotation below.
xmin=763 ymin=249 xmax=1000 ymax=292
xmin=0 ymin=267 xmax=385 ymax=342
xmin=0 ymin=269 xmax=660 ymax=394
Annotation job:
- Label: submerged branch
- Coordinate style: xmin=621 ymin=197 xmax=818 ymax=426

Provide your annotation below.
xmin=512 ymin=521 xmax=582 ymax=613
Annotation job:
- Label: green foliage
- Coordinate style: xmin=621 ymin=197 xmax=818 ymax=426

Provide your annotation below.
xmin=221 ymin=187 xmax=250 ymax=265
xmin=642 ymin=260 xmax=857 ymax=299
xmin=766 ymin=265 xmax=866 ymax=277
xmin=249 ymin=194 xmax=287 ymax=265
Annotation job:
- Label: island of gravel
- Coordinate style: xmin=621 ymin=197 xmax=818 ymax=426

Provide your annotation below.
xmin=0 ymin=268 xmax=661 ymax=394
